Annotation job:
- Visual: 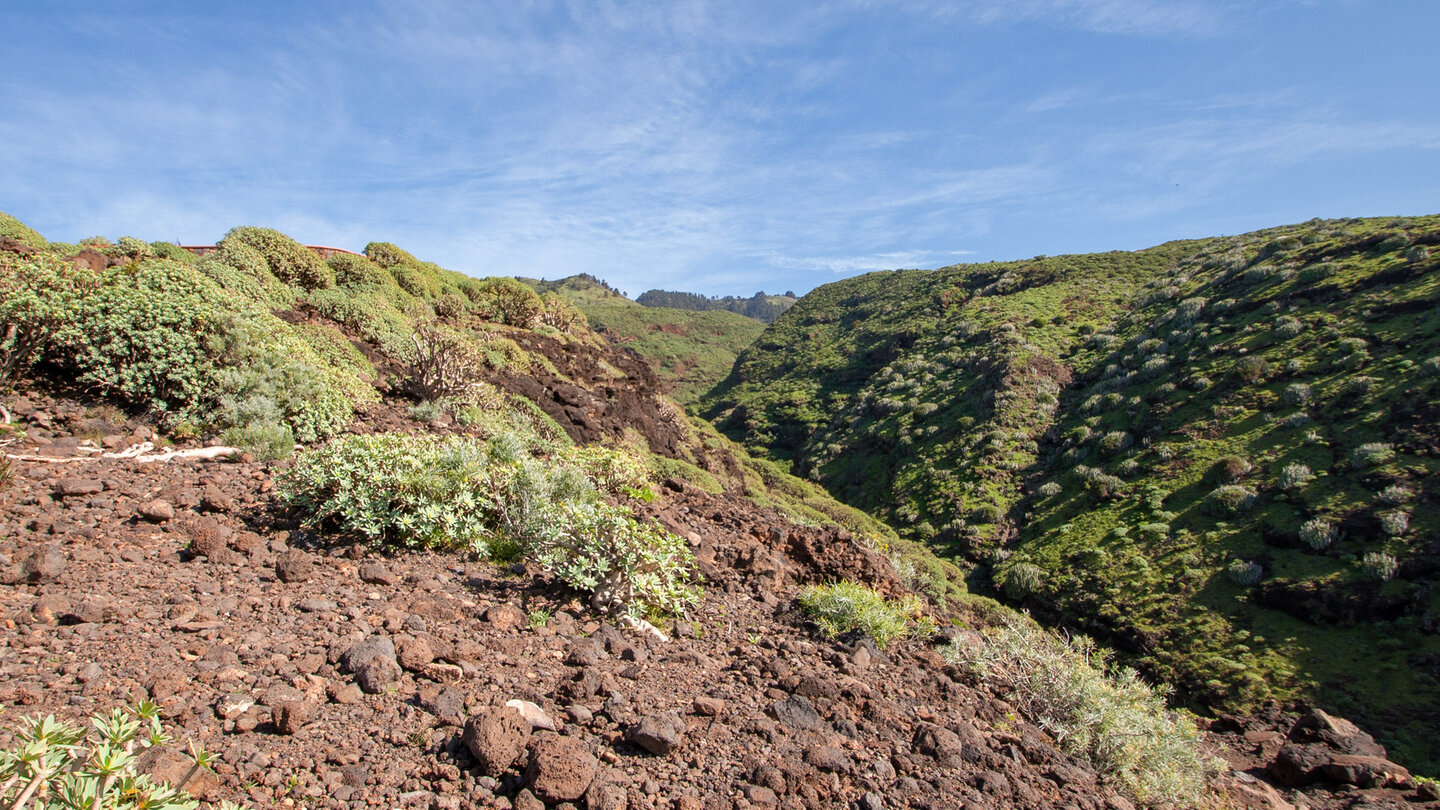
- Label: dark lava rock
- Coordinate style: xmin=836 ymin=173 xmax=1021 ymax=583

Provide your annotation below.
xmin=525 ymin=735 xmax=597 ymax=803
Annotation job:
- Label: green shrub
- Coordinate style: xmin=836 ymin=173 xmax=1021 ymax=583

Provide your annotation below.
xmin=1282 ymin=383 xmax=1312 ymax=407
xmin=1378 ymin=485 xmax=1413 ymax=505
xmin=0 ymin=211 xmax=46 ymax=249
xmin=1000 ymin=561 xmax=1045 ymax=599
xmin=213 ymin=316 xmax=374 ymax=442
xmin=797 ymin=581 xmax=929 ymax=648
xmin=1037 ymin=481 xmax=1062 ymax=498
xmin=363 ymin=240 xmax=419 ymax=269
xmin=1378 ymin=510 xmax=1409 ymax=537
xmin=405 ymin=323 xmax=485 ymax=401
xmin=51 ymin=259 xmax=236 ymax=418
xmin=1235 ymin=355 xmax=1269 ymax=382
xmin=1226 ymin=559 xmax=1263 ymax=586
xmin=0 ymin=701 xmax=244 ymax=810
xmin=1277 ymin=463 xmax=1314 ymax=490
xmin=292 ymin=322 xmax=376 ymax=384
xmin=533 ymin=501 xmax=699 ymax=615
xmin=222 ymin=420 xmax=295 ymax=460
xmin=1299 ymin=518 xmax=1336 ymax=550
xmin=945 ymin=615 xmax=1216 ymax=806
xmin=470 ymin=277 xmax=544 ymax=327
xmin=1205 ymin=485 xmax=1257 ymax=515
xmin=148 ymin=241 xmax=198 ymax=264
xmin=1361 ymin=551 xmax=1399 ymax=582
xmin=0 ymin=252 xmax=99 ymax=387
xmin=279 ymin=433 xmax=696 ymax=615
xmin=329 ymin=252 xmax=393 ymax=289
xmin=1350 ymin=442 xmax=1394 ymax=469
xmin=222 ymin=226 xmax=333 ymax=291
xmin=306 ymin=288 xmax=415 ymax=358
xmin=1211 ymin=456 xmax=1252 ymax=484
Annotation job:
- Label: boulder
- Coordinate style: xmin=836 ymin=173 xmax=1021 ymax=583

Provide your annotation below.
xmin=525 ymin=735 xmax=597 ymax=803
xmin=462 ymin=706 xmax=531 ymax=776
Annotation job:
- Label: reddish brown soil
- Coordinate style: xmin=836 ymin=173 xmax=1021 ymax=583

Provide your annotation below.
xmin=1 ymin=324 xmax=1434 ymax=809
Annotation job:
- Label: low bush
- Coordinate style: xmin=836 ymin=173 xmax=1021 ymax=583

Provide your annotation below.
xmin=279 ymin=433 xmax=696 ymax=615
xmin=1000 ymin=561 xmax=1045 ymax=599
xmin=1282 ymin=383 xmax=1312 ymax=407
xmin=945 ymin=615 xmax=1216 ymax=806
xmin=0 ymin=701 xmax=245 ymax=810
xmin=222 ymin=226 xmax=333 ymax=291
xmin=1211 ymin=456 xmax=1252 ymax=484
xmin=1226 ymin=559 xmax=1263 ymax=586
xmin=1205 ymin=485 xmax=1258 ymax=516
xmin=1361 ymin=551 xmax=1399 ymax=582
xmin=1350 ymin=443 xmax=1395 ymax=469
xmin=1299 ymin=518 xmax=1336 ymax=550
xmin=797 ymin=581 xmax=930 ymax=648
xmin=1379 ymin=510 xmax=1409 ymax=537
xmin=1378 ymin=485 xmax=1413 ymax=505
xmin=1277 ymin=463 xmax=1314 ymax=490
xmin=0 ymin=252 xmax=99 ymax=388
xmin=469 ymin=277 xmax=544 ymax=327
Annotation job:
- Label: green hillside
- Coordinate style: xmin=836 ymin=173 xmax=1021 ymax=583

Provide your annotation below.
xmin=636 ymin=288 xmax=798 ymax=323
xmin=526 ymin=275 xmax=765 ymax=406
xmin=705 ymin=214 xmax=1440 ymax=768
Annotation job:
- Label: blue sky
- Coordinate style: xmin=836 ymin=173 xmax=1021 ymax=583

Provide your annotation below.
xmin=2 ymin=2 xmax=1438 ymax=297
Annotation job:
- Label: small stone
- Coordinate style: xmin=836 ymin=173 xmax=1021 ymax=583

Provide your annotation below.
xmin=627 ymin=714 xmax=683 ymax=756
xmin=505 ymin=699 xmax=557 ymax=731
xmin=54 ymin=478 xmax=103 ymax=498
xmin=21 ymin=546 xmax=66 ymax=584
xmin=339 ymin=636 xmax=401 ymax=693
xmin=566 ymin=705 xmax=593 ymax=725
xmin=525 ymin=735 xmax=597 ymax=803
xmin=340 ymin=765 xmax=369 ymax=787
xmin=692 ymin=696 xmax=725 ymax=717
xmin=296 ymin=598 xmax=338 ymax=613
xmin=420 ymin=687 xmax=468 ymax=725
xmin=858 ymin=792 xmax=886 ymax=810
xmin=359 ymin=563 xmax=398 ymax=586
xmin=512 ymin=789 xmax=545 ymax=810
xmin=273 ymin=700 xmax=313 ymax=734
xmin=769 ymin=694 xmax=823 ymax=732
xmin=329 ymin=682 xmax=364 ymax=705
xmin=138 ymin=499 xmax=175 ymax=523
xmin=199 ymin=484 xmax=233 ymax=513
xmin=275 ymin=551 xmax=316 ymax=583
xmin=77 ymin=662 xmax=104 ymax=683
xmin=396 ymin=636 xmax=435 ymax=671
xmin=484 ymin=603 xmax=526 ymax=630
xmin=216 ymin=694 xmax=255 ymax=720
xmin=742 ymin=785 xmax=778 ymax=806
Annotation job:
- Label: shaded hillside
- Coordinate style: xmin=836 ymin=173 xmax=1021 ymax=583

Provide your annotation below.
xmin=704 ymin=214 xmax=1440 ymax=770
xmin=636 ymin=289 xmax=798 ymax=323
xmin=526 ymin=275 xmax=765 ymax=406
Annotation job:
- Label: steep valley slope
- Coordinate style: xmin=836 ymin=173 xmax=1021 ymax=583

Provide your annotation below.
xmin=704 ymin=214 xmax=1440 ymax=771
xmin=1 ymin=212 xmax=1436 ymax=809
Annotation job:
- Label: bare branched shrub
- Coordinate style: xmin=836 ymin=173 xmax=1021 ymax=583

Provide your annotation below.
xmin=405 ymin=323 xmax=484 ymax=401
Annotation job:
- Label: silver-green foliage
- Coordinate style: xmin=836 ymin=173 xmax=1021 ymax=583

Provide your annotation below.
xmin=279 ymin=432 xmax=698 ymax=615
xmin=1361 ymin=551 xmax=1399 ymax=582
xmin=945 ymin=615 xmax=1216 ymax=807
xmin=1299 ymin=519 xmax=1337 ymax=550
xmin=797 ymin=581 xmax=929 ymax=648
xmin=0 ymin=701 xmax=245 ymax=810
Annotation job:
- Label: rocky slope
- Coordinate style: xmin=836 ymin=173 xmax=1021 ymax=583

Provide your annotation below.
xmin=3 ymin=387 xmax=1435 ymax=810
